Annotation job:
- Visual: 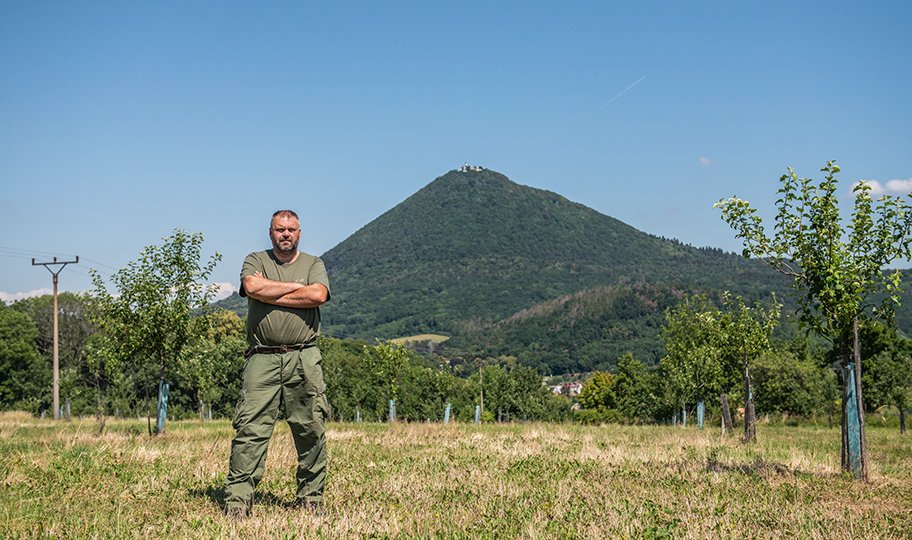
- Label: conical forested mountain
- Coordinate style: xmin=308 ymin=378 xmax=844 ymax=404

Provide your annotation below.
xmin=319 ymin=167 xmax=790 ymax=342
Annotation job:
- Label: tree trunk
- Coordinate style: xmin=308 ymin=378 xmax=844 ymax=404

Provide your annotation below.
xmin=853 ymin=318 xmax=869 ymax=481
xmin=94 ymin=372 xmax=106 ymax=434
xmin=840 ymin=381 xmax=848 ymax=470
xmin=720 ymin=394 xmax=733 ymax=436
xmin=840 ymin=320 xmax=868 ymax=481
xmin=145 ymin=393 xmax=152 ymax=437
xmin=743 ymin=364 xmax=756 ymax=443
xmin=95 ymin=392 xmax=106 ymax=434
xmin=479 ymin=366 xmax=484 ymax=417
xmin=900 ymin=407 xmax=906 ymax=435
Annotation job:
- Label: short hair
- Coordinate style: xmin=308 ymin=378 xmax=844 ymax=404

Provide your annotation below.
xmin=271 ymin=210 xmax=299 ymax=225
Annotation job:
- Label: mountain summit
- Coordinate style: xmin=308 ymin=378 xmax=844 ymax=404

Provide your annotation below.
xmin=320 ymin=167 xmax=783 ymax=340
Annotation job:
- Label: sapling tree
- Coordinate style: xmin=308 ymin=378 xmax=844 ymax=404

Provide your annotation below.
xmin=861 ymin=323 xmax=912 ymax=434
xmin=715 ymin=161 xmax=912 ymax=479
xmin=660 ymin=295 xmax=725 ymax=421
xmin=364 ymin=341 xmax=409 ymax=406
xmin=613 ymin=353 xmax=659 ymax=422
xmin=89 ymin=229 xmax=221 ymax=435
xmin=719 ymin=293 xmax=780 ymax=442
xmin=0 ymin=306 xmax=46 ymax=412
xmin=178 ymin=309 xmax=245 ymax=421
xmin=867 ymin=351 xmax=912 ymax=434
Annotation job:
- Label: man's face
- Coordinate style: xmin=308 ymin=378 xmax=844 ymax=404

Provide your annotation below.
xmin=270 ymin=215 xmax=301 ymax=255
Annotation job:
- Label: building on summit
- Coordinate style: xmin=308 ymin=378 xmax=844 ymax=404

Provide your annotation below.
xmin=459 ymin=163 xmax=485 ymax=173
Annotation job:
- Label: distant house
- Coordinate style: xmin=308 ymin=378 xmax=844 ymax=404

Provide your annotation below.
xmin=550 ymin=382 xmax=583 ymax=397
xmin=458 ymin=162 xmax=485 ymax=173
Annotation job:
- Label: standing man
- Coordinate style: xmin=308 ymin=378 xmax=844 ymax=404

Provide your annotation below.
xmin=225 ymin=209 xmax=331 ymax=519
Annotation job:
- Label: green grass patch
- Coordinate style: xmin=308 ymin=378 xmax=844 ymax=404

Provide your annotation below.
xmin=389 ymin=333 xmax=451 ymax=345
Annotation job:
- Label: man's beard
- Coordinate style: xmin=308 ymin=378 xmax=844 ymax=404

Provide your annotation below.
xmin=272 ymin=238 xmax=298 ymax=256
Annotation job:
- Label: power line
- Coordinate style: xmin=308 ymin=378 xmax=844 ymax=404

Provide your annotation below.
xmin=67 ymin=266 xmax=97 ymax=278
xmin=0 ymin=246 xmax=78 ymax=258
xmin=0 ymin=246 xmax=118 ymax=276
xmin=79 ymin=257 xmax=119 ymax=271
xmin=0 ymin=252 xmax=36 ymax=261
xmin=74 ymin=263 xmax=111 ymax=277
xmin=0 ymin=246 xmax=117 ymax=268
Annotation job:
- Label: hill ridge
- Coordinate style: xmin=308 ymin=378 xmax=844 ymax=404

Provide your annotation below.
xmin=318 ymin=167 xmax=790 ymax=342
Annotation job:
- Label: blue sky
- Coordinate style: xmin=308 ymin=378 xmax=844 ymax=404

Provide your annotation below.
xmin=2 ymin=1 xmax=910 ymax=302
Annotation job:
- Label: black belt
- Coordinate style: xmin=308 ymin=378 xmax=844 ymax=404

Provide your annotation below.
xmin=244 ymin=343 xmax=313 ymax=359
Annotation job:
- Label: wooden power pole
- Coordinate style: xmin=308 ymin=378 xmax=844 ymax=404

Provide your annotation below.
xmin=32 ymin=256 xmax=79 ymax=420
xmin=479 ymin=365 xmax=484 ymax=417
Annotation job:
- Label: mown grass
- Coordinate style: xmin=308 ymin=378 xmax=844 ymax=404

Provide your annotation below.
xmin=1 ymin=411 xmax=910 ymax=539
xmin=389 ymin=334 xmax=451 ymax=345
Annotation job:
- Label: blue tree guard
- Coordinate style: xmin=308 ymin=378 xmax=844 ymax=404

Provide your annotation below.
xmin=697 ymin=401 xmax=705 ymax=429
xmin=474 ymin=405 xmax=481 ymax=425
xmin=844 ymin=363 xmax=862 ymax=478
xmin=389 ymin=399 xmax=396 ymax=423
xmin=444 ymin=403 xmax=451 ymax=424
xmin=673 ymin=414 xmax=678 ymax=426
xmin=682 ymin=407 xmax=687 ymax=427
xmin=355 ymin=408 xmax=362 ymax=423
xmin=156 ymin=382 xmax=170 ymax=434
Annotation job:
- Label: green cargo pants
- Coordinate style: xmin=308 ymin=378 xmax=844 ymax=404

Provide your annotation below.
xmin=225 ymin=346 xmax=329 ymax=511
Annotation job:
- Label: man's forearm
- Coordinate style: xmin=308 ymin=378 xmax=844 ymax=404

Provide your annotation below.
xmin=270 ymin=284 xmax=329 ymax=308
xmin=243 ymin=274 xmax=304 ymax=301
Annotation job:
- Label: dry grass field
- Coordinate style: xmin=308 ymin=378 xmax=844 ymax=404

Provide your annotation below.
xmin=1 ymin=411 xmax=910 ymax=539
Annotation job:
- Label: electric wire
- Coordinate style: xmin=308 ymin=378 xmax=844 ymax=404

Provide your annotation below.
xmin=0 ymin=246 xmax=79 ymax=259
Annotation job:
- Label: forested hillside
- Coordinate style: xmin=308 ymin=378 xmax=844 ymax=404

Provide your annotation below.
xmin=449 ymin=284 xmax=710 ymax=374
xmin=318 ymin=168 xmax=791 ymax=338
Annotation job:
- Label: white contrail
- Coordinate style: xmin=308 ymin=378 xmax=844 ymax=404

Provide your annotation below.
xmin=599 ymin=75 xmax=647 ymax=109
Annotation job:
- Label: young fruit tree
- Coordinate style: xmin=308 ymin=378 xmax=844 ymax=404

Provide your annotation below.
xmin=660 ymin=295 xmax=725 ymax=425
xmin=89 ymin=229 xmax=221 ymax=435
xmin=363 ymin=341 xmax=409 ymax=420
xmin=718 ymin=293 xmax=781 ymax=443
xmin=860 ymin=322 xmax=912 ymax=435
xmin=715 ymin=161 xmax=912 ymax=480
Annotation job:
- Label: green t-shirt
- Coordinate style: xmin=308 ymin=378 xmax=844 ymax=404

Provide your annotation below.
xmin=240 ymin=250 xmax=331 ymax=347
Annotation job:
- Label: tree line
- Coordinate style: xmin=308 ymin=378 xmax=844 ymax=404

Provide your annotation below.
xmin=3 ymin=282 xmax=908 ymax=435
xmin=0 ymin=293 xmax=575 ymax=425
xmin=575 ymin=294 xmax=911 ymax=434
xmin=0 ymin=229 xmax=571 ymax=427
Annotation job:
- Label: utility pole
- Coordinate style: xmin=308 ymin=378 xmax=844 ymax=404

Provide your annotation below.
xmin=479 ymin=365 xmax=484 ymax=417
xmin=32 ymin=256 xmax=79 ymax=420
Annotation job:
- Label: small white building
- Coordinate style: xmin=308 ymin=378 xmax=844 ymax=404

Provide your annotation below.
xmin=551 ymin=382 xmax=583 ymax=396
xmin=459 ymin=163 xmax=484 ymax=173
